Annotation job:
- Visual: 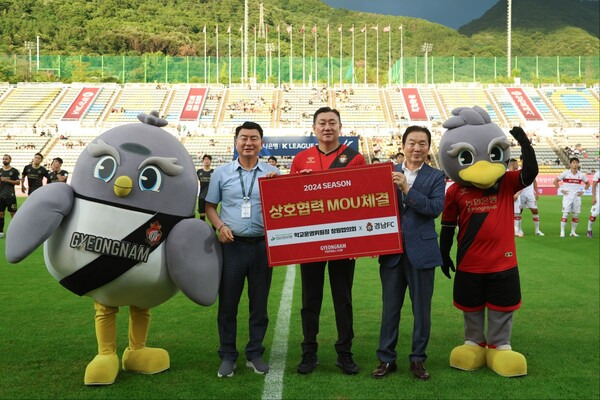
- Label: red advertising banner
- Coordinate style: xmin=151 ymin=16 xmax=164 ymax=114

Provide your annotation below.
xmin=259 ymin=163 xmax=403 ymax=267
xmin=62 ymin=87 xmax=100 ymax=120
xmin=401 ymin=88 xmax=428 ymax=121
xmin=179 ymin=88 xmax=207 ymax=121
xmin=506 ymin=88 xmax=543 ymax=121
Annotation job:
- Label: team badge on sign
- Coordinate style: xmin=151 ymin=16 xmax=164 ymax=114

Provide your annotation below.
xmin=338 ymin=154 xmax=348 ymax=164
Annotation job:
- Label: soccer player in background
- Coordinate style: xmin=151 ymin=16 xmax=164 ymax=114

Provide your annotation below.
xmin=508 ymin=159 xmax=523 ymax=236
xmin=21 ymin=152 xmax=49 ymax=195
xmin=196 ymin=154 xmax=214 ymax=221
xmin=0 ymin=154 xmax=20 ymax=238
xmin=48 ymin=157 xmax=69 ymax=183
xmin=587 ymin=170 xmax=599 ymax=238
xmin=267 ymin=156 xmax=279 ymax=169
xmin=516 ymin=154 xmax=544 ymax=236
xmin=553 ymin=157 xmax=589 ymax=237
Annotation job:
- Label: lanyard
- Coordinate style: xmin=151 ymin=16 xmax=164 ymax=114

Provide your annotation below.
xmin=238 ymin=168 xmax=258 ymax=201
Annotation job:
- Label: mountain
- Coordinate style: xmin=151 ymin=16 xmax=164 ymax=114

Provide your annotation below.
xmin=459 ymin=0 xmax=599 ymax=56
xmin=0 ymin=0 xmax=597 ymax=57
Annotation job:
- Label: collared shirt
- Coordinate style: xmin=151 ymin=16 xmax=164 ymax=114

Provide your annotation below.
xmin=206 ymin=158 xmax=279 ymax=237
xmin=401 ymin=161 xmax=424 ymax=189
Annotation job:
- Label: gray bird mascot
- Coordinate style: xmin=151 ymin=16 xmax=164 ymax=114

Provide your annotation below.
xmin=438 ymin=106 xmax=537 ymax=377
xmin=6 ymin=111 xmax=222 ymax=385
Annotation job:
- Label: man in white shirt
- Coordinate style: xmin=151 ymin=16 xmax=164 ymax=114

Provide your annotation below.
xmin=516 ymin=154 xmax=544 ymax=236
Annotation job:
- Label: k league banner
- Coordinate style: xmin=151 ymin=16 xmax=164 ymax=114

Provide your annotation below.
xmin=233 ymin=136 xmax=360 ymax=158
xmin=62 ymin=87 xmax=100 ymax=120
xmin=259 ymin=163 xmax=403 ymax=266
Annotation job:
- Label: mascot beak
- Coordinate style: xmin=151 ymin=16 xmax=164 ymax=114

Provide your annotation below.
xmin=458 ymin=161 xmax=506 ymax=189
xmin=114 ymin=175 xmax=133 ymax=197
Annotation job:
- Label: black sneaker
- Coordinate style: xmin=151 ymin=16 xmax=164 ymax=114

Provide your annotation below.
xmin=336 ymin=353 xmax=359 ymax=375
xmin=297 ymin=353 xmax=319 ymax=374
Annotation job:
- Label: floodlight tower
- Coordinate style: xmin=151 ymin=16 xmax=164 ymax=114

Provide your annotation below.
xmin=507 ymin=0 xmax=512 ymax=77
xmin=24 ymin=41 xmax=34 ymax=73
xmin=421 ymin=42 xmax=433 ymax=85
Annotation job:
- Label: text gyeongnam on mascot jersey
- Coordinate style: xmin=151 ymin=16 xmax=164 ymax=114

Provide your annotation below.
xmin=259 ymin=163 xmax=403 ymax=266
xmin=5 ymin=111 xmax=222 ymax=386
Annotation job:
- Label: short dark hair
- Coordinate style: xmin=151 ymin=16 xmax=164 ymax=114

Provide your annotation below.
xmin=372 ymin=157 xmax=380 ymax=163
xmin=268 ymin=156 xmax=277 ymax=163
xmin=52 ymin=157 xmax=63 ymax=164
xmin=34 ymin=152 xmax=44 ymax=159
xmin=202 ymin=154 xmax=212 ymax=161
xmin=235 ymin=121 xmax=264 ymax=138
xmin=402 ymin=126 xmax=431 ymax=147
xmin=396 ymin=152 xmax=404 ymax=158
xmin=313 ymin=107 xmax=341 ymax=125
xmin=569 ymin=157 xmax=580 ymax=163
xmin=509 ymin=158 xmax=518 ymax=163
xmin=3 ymin=154 xmax=11 ymax=161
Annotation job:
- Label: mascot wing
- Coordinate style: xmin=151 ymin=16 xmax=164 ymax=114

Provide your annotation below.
xmin=6 ymin=183 xmax=74 ymax=263
xmin=165 ymin=219 xmax=222 ymax=306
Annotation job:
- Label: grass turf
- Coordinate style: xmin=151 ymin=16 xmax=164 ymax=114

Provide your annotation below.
xmin=0 ymin=196 xmax=598 ymax=399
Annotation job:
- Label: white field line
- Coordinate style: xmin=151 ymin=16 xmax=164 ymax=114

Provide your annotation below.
xmin=261 ymin=265 xmax=296 ymax=400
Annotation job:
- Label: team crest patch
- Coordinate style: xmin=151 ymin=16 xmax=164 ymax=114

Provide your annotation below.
xmin=338 ymin=154 xmax=348 ymax=164
xmin=306 ymin=156 xmax=316 ymax=164
xmin=146 ymin=221 xmax=162 ymax=246
xmin=366 ymin=222 xmax=373 ymax=232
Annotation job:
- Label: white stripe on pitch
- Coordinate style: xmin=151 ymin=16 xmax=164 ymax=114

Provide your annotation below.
xmin=262 ymin=265 xmax=296 ymax=400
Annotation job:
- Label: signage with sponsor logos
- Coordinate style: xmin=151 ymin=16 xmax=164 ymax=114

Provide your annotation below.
xmin=62 ymin=87 xmax=100 ymax=120
xmin=401 ymin=88 xmax=428 ymax=121
xmin=180 ymin=88 xmax=207 ymax=121
xmin=259 ymin=163 xmax=403 ymax=266
xmin=233 ymin=136 xmax=360 ymax=158
xmin=506 ymin=88 xmax=543 ymax=121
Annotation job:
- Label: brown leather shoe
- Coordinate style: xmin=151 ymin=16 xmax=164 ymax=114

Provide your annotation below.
xmin=372 ymin=361 xmax=397 ymax=378
xmin=410 ymin=361 xmax=430 ymax=380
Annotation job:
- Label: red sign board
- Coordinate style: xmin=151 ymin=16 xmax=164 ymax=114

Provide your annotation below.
xmin=259 ymin=163 xmax=403 ymax=267
xmin=506 ymin=88 xmax=543 ymax=121
xmin=179 ymin=88 xmax=207 ymax=121
xmin=62 ymin=87 xmax=100 ymax=120
xmin=401 ymin=88 xmax=428 ymax=121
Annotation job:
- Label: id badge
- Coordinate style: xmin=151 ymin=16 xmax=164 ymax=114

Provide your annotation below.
xmin=241 ymin=201 xmax=251 ymax=218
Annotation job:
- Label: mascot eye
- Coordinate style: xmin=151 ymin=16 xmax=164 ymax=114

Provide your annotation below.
xmin=458 ymin=150 xmax=474 ymax=166
xmin=139 ymin=166 xmax=162 ymax=192
xmin=93 ymin=156 xmax=117 ymax=182
xmin=490 ymin=146 xmax=504 ymax=162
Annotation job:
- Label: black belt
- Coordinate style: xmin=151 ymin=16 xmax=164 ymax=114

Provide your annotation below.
xmin=233 ymin=235 xmax=265 ymax=244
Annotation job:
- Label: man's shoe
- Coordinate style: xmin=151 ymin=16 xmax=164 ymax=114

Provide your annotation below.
xmin=372 ymin=361 xmax=397 ymax=378
xmin=570 ymin=232 xmax=579 ymax=237
xmin=336 ymin=353 xmax=359 ymax=375
xmin=410 ymin=361 xmax=430 ymax=380
xmin=0 ymin=232 xmax=4 ymax=238
xmin=588 ymin=231 xmax=593 ymax=238
xmin=560 ymin=232 xmax=565 ymax=238
xmin=535 ymin=231 xmax=545 ymax=236
xmin=297 ymin=353 xmax=318 ymax=374
xmin=217 ymin=360 xmax=236 ymax=378
xmin=515 ymin=231 xmax=524 ymax=237
xmin=246 ymin=357 xmax=270 ymax=374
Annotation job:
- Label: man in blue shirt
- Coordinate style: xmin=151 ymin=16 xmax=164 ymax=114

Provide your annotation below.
xmin=206 ymin=121 xmax=279 ymax=378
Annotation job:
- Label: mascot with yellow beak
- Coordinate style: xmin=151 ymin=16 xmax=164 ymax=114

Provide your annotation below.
xmin=438 ymin=106 xmax=537 ymax=377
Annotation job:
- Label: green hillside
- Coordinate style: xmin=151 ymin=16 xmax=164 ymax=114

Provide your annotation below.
xmin=460 ymin=0 xmax=599 ymax=56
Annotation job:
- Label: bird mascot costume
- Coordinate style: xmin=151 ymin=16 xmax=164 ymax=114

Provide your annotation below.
xmin=438 ymin=106 xmax=537 ymax=377
xmin=6 ymin=112 xmax=222 ymax=385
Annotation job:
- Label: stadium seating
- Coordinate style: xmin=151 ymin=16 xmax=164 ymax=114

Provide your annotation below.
xmin=333 ymin=87 xmax=387 ymax=128
xmin=279 ymin=86 xmax=329 ymax=128
xmin=437 ymin=85 xmax=501 ymax=125
xmin=0 ymin=83 xmax=63 ymax=127
xmin=220 ymin=87 xmax=274 ymax=128
xmin=103 ymin=84 xmax=169 ymax=125
xmin=543 ymin=87 xmax=600 ymax=127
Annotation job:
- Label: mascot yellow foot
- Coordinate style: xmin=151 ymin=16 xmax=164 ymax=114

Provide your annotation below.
xmin=486 ymin=346 xmax=527 ymax=377
xmin=84 ymin=354 xmax=119 ymax=385
xmin=122 ymin=347 xmax=170 ymax=374
xmin=450 ymin=341 xmax=486 ymax=371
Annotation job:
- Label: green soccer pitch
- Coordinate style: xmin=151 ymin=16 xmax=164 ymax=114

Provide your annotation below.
xmin=0 ymin=196 xmax=598 ymax=399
